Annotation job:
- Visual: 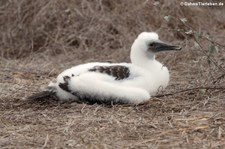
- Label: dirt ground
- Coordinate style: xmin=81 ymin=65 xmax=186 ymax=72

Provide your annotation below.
xmin=1 ymin=0 xmax=225 ymax=148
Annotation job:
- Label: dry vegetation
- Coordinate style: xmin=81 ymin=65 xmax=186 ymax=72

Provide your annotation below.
xmin=0 ymin=0 xmax=225 ymax=148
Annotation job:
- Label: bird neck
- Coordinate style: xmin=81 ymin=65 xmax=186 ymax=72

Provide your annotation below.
xmin=130 ymin=50 xmax=169 ymax=91
xmin=130 ymin=49 xmax=161 ymax=72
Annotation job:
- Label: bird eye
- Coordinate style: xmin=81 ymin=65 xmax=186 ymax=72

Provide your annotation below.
xmin=149 ymin=43 xmax=154 ymax=47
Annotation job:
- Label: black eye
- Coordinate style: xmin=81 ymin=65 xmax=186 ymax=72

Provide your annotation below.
xmin=149 ymin=43 xmax=154 ymax=47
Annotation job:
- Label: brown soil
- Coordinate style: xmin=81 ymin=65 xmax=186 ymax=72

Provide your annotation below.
xmin=0 ymin=0 xmax=225 ymax=148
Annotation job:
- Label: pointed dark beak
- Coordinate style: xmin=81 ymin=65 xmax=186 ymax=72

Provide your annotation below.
xmin=153 ymin=42 xmax=182 ymax=52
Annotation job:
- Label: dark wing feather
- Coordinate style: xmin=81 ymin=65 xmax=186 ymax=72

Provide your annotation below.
xmin=89 ymin=65 xmax=130 ymax=80
xmin=59 ymin=83 xmax=70 ymax=92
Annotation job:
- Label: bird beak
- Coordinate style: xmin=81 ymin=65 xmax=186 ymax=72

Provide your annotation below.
xmin=154 ymin=41 xmax=182 ymax=52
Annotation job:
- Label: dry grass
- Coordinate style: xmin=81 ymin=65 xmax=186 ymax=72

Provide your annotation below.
xmin=0 ymin=0 xmax=225 ymax=148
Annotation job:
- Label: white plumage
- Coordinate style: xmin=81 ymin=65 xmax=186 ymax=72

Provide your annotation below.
xmin=29 ymin=32 xmax=181 ymax=104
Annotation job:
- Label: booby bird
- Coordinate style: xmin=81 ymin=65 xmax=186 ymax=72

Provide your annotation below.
xmin=28 ymin=32 xmax=181 ymax=104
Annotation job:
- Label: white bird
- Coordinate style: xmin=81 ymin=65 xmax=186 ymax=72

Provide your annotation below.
xmin=28 ymin=32 xmax=181 ymax=104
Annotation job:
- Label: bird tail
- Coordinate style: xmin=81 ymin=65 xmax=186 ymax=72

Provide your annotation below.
xmin=27 ymin=86 xmax=57 ymax=100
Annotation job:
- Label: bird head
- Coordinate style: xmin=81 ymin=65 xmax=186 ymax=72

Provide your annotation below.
xmin=134 ymin=32 xmax=181 ymax=53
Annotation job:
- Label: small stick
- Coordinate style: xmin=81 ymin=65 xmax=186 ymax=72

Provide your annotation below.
xmin=154 ymin=86 xmax=225 ymax=97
